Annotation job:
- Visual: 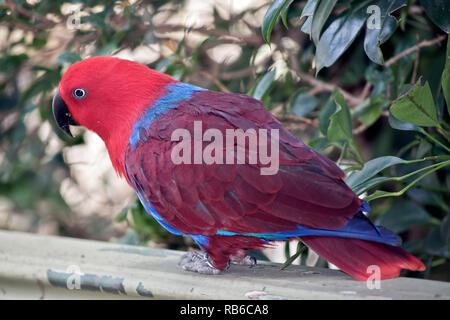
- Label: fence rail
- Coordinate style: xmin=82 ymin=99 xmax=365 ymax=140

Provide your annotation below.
xmin=0 ymin=230 xmax=449 ymax=299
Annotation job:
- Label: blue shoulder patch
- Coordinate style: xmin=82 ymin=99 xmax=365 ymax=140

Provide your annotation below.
xmin=129 ymin=82 xmax=207 ymax=149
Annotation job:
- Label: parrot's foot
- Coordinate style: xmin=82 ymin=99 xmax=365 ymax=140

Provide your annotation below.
xmin=229 ymin=249 xmax=257 ymax=267
xmin=230 ymin=255 xmax=257 ymax=267
xmin=179 ymin=252 xmax=222 ymax=275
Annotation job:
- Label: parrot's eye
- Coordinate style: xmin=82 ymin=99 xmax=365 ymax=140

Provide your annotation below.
xmin=72 ymin=88 xmax=87 ymax=99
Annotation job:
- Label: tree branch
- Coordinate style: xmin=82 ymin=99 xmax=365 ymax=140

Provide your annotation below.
xmin=294 ymin=70 xmax=362 ymax=107
xmin=198 ymin=71 xmax=230 ymax=93
xmin=385 ymin=34 xmax=447 ymax=67
xmin=4 ymin=0 xmax=57 ymax=29
xmin=153 ymin=24 xmax=263 ymax=46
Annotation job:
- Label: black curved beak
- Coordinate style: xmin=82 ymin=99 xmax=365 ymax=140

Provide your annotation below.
xmin=52 ymin=91 xmax=78 ymax=137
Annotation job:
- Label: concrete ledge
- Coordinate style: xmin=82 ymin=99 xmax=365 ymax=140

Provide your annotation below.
xmin=0 ymin=230 xmax=449 ymax=300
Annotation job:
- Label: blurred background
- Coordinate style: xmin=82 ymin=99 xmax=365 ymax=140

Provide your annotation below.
xmin=0 ymin=0 xmax=449 ymax=281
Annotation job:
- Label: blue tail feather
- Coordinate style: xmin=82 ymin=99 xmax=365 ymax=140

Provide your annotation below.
xmin=216 ymin=202 xmax=402 ymax=247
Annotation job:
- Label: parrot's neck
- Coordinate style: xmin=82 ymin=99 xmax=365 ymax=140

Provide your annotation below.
xmin=97 ymin=75 xmax=178 ymax=178
xmin=107 ymin=82 xmax=207 ymax=181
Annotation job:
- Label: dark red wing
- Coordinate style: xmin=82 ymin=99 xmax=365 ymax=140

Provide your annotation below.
xmin=124 ymin=90 xmax=361 ymax=236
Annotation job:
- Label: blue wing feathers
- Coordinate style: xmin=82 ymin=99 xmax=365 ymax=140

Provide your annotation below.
xmin=217 ymin=208 xmax=402 ymax=247
xmin=129 ymin=82 xmax=206 ymax=149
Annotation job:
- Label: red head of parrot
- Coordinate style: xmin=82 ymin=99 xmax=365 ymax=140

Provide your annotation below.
xmin=53 ymin=56 xmax=176 ymax=176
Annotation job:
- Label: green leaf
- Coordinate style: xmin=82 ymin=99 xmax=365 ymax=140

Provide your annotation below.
xmin=318 ymin=95 xmax=337 ymax=135
xmin=355 ymin=95 xmax=389 ymax=127
xmin=388 ymin=112 xmax=419 ymax=131
xmin=291 ymin=93 xmax=319 ymax=117
xmin=352 ymin=176 xmax=391 ymax=195
xmin=345 ymin=156 xmax=405 ymax=190
xmin=280 ymin=0 xmax=294 ymax=28
xmin=424 ymin=214 xmax=450 ymax=258
xmin=94 ymin=42 xmax=118 ymax=56
xmin=299 ymin=0 xmax=319 ymax=35
xmin=301 ymin=17 xmax=312 ymax=35
xmin=421 ymin=0 xmax=450 ymax=33
xmin=155 ymin=57 xmax=174 ymax=73
xmin=360 ymin=105 xmax=380 ymax=126
xmin=390 ymin=35 xmax=417 ymax=91
xmin=0 ymin=54 xmax=28 ymax=73
xmin=376 ymin=200 xmax=434 ymax=234
xmin=327 ymin=91 xmax=353 ymax=142
xmin=442 ymin=36 xmax=450 ymax=115
xmin=131 ymin=202 xmax=162 ymax=236
xmin=315 ymin=0 xmax=369 ymax=74
xmin=390 ymin=80 xmax=439 ymax=127
xmin=252 ymin=70 xmax=276 ymax=100
xmin=280 ymin=241 xmax=306 ymax=270
xmin=56 ymin=52 xmax=82 ymax=66
xmin=415 ymin=140 xmax=432 ymax=158
xmin=365 ymin=65 xmax=394 ymax=85
xmin=364 ymin=189 xmax=392 ymax=201
xmin=364 ymin=0 xmax=406 ymax=64
xmin=116 ymin=200 xmax=138 ymax=222
xmin=311 ymin=0 xmax=338 ymax=45
xmin=116 ymin=207 xmax=129 ymax=222
xmin=32 ymin=37 xmax=47 ymax=49
xmin=364 ymin=160 xmax=450 ymax=202
xmin=440 ymin=214 xmax=450 ymax=242
xmin=407 ymin=188 xmax=448 ymax=210
xmin=307 ymin=137 xmax=331 ymax=151
xmin=190 ymin=39 xmax=210 ymax=66
xmin=261 ymin=0 xmax=294 ymax=44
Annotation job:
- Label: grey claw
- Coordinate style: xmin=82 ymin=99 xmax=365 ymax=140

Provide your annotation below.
xmin=242 ymin=255 xmax=257 ymax=267
xmin=179 ymin=252 xmax=222 ymax=275
xmin=230 ymin=255 xmax=257 ymax=267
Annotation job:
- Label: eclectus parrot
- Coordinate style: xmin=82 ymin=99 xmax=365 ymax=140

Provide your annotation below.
xmin=52 ymin=56 xmax=425 ymax=280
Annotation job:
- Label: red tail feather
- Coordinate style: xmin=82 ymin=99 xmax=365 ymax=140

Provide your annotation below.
xmin=301 ymin=236 xmax=426 ymax=281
